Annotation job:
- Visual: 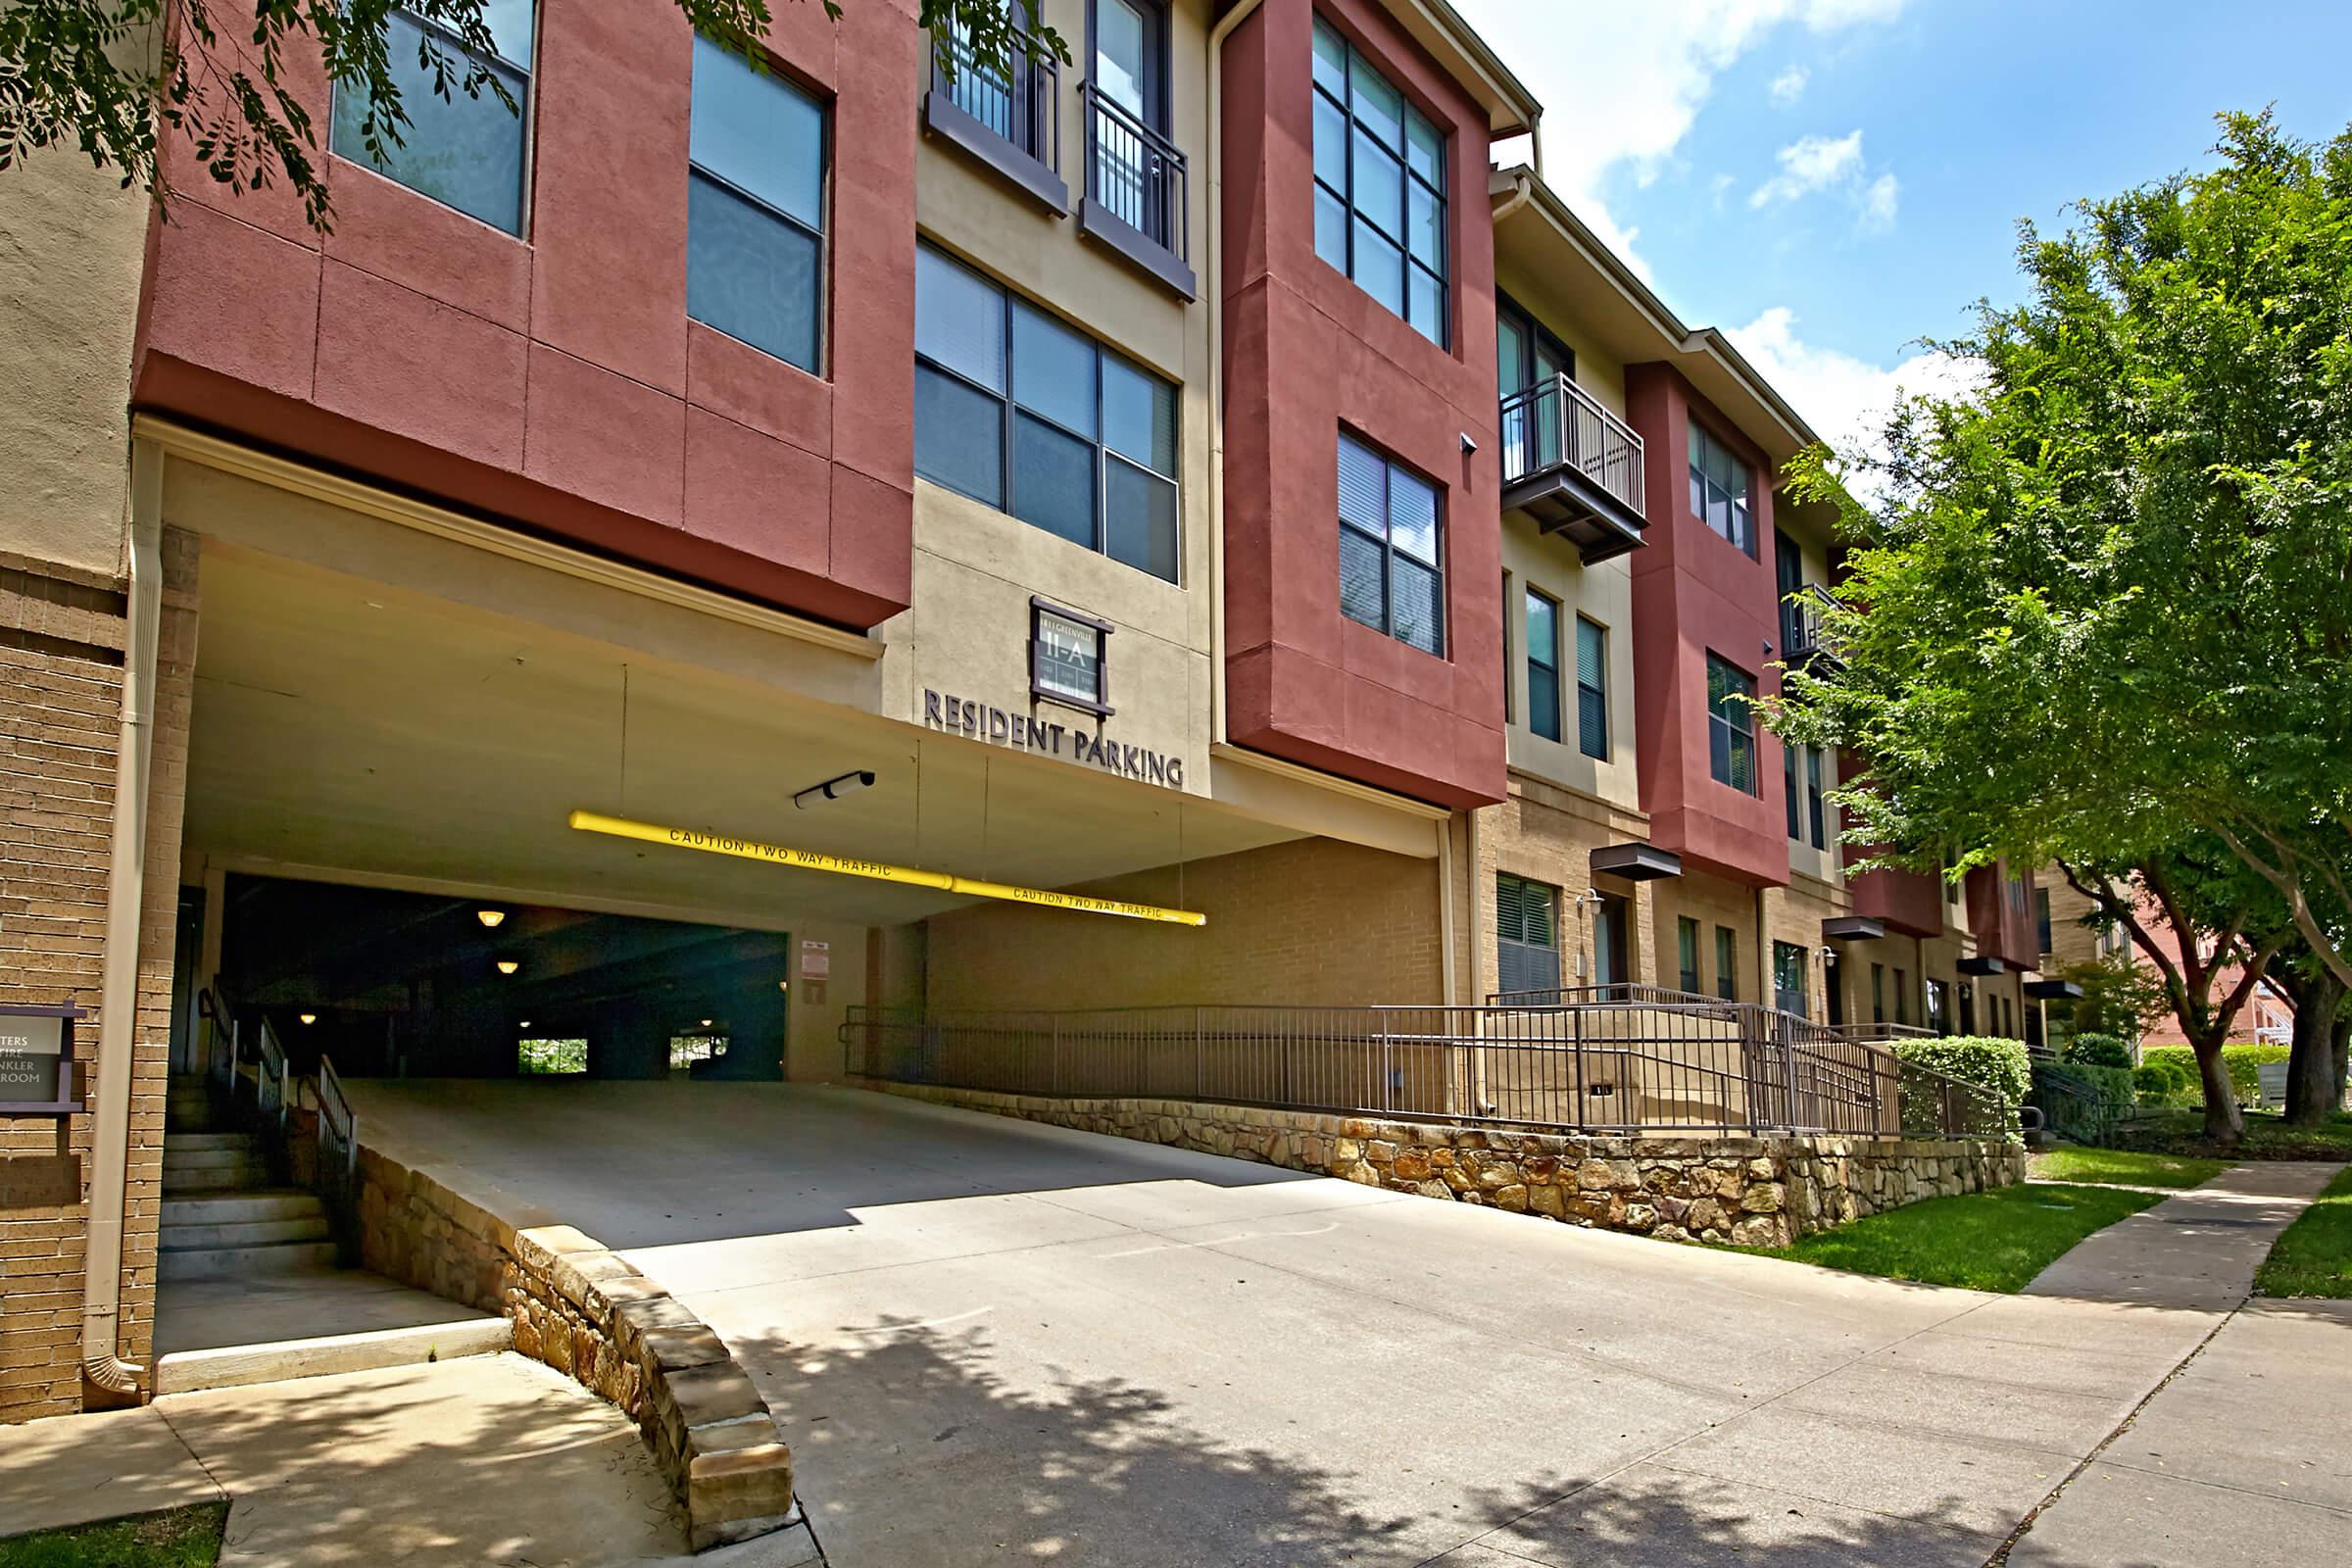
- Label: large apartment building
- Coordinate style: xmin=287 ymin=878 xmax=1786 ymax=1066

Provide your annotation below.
xmin=0 ymin=0 xmax=2042 ymax=1420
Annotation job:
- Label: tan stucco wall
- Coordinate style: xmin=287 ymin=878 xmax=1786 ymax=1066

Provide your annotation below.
xmin=0 ymin=144 xmax=151 ymax=579
xmin=1492 ymin=251 xmax=1630 ymax=421
xmin=1499 ymin=514 xmax=1641 ymax=811
xmin=1649 ymin=870 xmax=1762 ymax=1004
xmin=923 ymin=835 xmax=1445 ymax=1009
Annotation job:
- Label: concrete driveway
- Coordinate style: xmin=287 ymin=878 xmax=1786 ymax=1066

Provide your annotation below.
xmin=341 ymin=1082 xmax=2237 ymax=1567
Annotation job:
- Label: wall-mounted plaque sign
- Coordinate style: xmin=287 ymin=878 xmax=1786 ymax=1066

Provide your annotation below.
xmin=0 ymin=1004 xmax=83 ymax=1116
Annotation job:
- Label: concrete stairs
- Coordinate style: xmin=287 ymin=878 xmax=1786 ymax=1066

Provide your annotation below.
xmin=160 ymin=1084 xmax=337 ymax=1281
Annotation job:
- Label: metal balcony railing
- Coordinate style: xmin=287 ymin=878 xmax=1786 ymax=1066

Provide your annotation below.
xmin=935 ymin=21 xmax=1058 ymax=173
xmin=1498 ymin=373 xmax=1645 ymax=518
xmin=1081 ymin=82 xmax=1187 ymax=263
xmin=1781 ymin=582 xmax=1840 ymax=666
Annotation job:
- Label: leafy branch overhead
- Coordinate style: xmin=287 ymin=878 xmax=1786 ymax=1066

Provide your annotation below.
xmin=0 ymin=0 xmax=1070 ymax=231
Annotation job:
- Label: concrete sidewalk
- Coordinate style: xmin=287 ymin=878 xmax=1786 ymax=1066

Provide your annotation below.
xmin=0 ymin=1353 xmax=823 ymax=1567
xmin=2023 ymin=1161 xmax=2340 ymax=1310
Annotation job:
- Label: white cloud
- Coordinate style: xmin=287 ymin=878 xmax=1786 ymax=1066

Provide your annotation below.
xmin=1452 ymin=0 xmax=1908 ymax=277
xmin=1750 ymin=129 xmax=1865 ymax=207
xmin=1768 ymin=65 xmax=1809 ymax=106
xmin=1728 ymin=307 xmax=1978 ymax=474
xmin=1859 ymin=171 xmax=1900 ymax=232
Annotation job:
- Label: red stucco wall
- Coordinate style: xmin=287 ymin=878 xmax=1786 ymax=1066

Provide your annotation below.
xmin=1967 ymin=861 xmax=2041 ymax=970
xmin=131 ymin=0 xmax=915 ymax=629
xmin=1217 ymin=0 xmax=1504 ymax=809
xmin=1624 ymin=364 xmax=1785 ymax=885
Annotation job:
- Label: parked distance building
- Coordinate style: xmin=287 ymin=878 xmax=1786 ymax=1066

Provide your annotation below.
xmin=0 ymin=0 xmax=2048 ymax=1421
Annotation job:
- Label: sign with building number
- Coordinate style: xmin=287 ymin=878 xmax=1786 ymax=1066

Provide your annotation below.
xmin=0 ymin=1008 xmax=71 ymax=1109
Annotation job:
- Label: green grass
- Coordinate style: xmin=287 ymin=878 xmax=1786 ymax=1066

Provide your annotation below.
xmin=2115 ymin=1108 xmax=2352 ymax=1162
xmin=0 ymin=1503 xmax=224 ymax=1568
xmin=2027 ymin=1146 xmax=2227 ymax=1189
xmin=2256 ymin=1164 xmax=2352 ymax=1298
xmin=1744 ymin=1183 xmax=2164 ymax=1293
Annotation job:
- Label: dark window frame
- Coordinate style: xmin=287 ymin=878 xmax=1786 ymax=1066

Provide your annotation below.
xmin=1706 ymin=653 xmax=1759 ymax=795
xmin=1029 ymin=597 xmax=1114 ymax=717
xmin=1714 ymin=924 xmax=1738 ymax=1002
xmin=1806 ymin=745 xmax=1827 ymax=849
xmin=1310 ymin=15 xmax=1448 ymax=347
xmin=1678 ymin=915 xmax=1702 ymax=994
xmin=1524 ymin=585 xmax=1561 ymax=743
xmin=1688 ymin=416 xmax=1756 ymax=557
xmin=1338 ymin=430 xmax=1446 ymax=657
xmin=329 ymin=3 xmax=538 ymax=236
xmin=1495 ymin=871 xmax=1562 ymax=995
xmin=1575 ymin=613 xmax=1609 ymax=760
xmin=914 ymin=242 xmax=1182 ymax=583
xmin=687 ymin=34 xmax=832 ymax=375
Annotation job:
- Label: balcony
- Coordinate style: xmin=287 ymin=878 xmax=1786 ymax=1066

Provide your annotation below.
xmin=924 ymin=23 xmax=1065 ymax=213
xmin=1498 ymin=375 xmax=1646 ymax=563
xmin=1780 ymin=582 xmax=1842 ymax=671
xmin=1077 ymin=83 xmax=1195 ymax=300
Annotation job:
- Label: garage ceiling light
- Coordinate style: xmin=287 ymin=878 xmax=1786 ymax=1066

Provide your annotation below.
xmin=477 ymin=908 xmax=507 ymax=928
xmin=299 ymin=1012 xmax=317 ymax=1025
xmin=495 ymin=957 xmax=520 ymax=976
xmin=794 ymin=769 xmax=876 ymax=808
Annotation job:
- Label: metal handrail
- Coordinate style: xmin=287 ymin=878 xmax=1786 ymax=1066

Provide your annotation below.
xmin=1822 ymin=1021 xmax=1936 ymax=1042
xmin=1489 ymin=983 xmax=1724 ymax=1010
xmin=317 ymin=1054 xmax=358 ymax=1179
xmin=1080 ymin=81 xmax=1188 ymax=261
xmin=1498 ymin=373 xmax=1645 ymax=517
xmin=200 ymin=984 xmax=238 ymax=1091
xmin=255 ymin=1017 xmax=290 ymax=1132
xmin=1781 ymin=582 xmax=1839 ymax=663
xmin=935 ymin=17 xmax=1057 ymax=172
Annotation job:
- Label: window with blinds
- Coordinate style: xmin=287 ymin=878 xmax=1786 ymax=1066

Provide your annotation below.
xmin=1707 ymin=653 xmax=1758 ymax=794
xmin=1576 ymin=614 xmax=1608 ymax=760
xmin=1494 ymin=872 xmax=1561 ymax=995
xmin=1678 ymin=915 xmax=1701 ymax=994
xmin=1715 ymin=924 xmax=1738 ymax=1001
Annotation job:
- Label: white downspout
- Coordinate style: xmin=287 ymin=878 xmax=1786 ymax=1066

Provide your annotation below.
xmin=81 ymin=439 xmax=163 ymax=1397
xmin=1206 ymin=0 xmax=1268 ymax=749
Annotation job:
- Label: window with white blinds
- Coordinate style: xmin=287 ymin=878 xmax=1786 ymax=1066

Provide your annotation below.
xmin=1494 ymin=872 xmax=1561 ymax=996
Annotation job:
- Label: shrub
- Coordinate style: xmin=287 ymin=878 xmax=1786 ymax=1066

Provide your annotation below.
xmin=2139 ymin=1043 xmax=2290 ymax=1104
xmin=2064 ymin=1033 xmax=2133 ymax=1070
xmin=1894 ymin=1035 xmax=2033 ymax=1110
xmin=2033 ymin=1058 xmax=2137 ymax=1141
xmin=2134 ymin=1060 xmax=2192 ymax=1105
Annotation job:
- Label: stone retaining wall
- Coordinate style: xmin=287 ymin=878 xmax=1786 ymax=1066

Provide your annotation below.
xmin=351 ymin=1142 xmax=793 ymax=1551
xmin=858 ymin=1080 xmax=2023 ymax=1246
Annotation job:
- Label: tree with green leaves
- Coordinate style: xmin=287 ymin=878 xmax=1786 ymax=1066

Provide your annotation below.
xmin=0 ymin=0 xmax=1066 ymax=231
xmin=1776 ymin=111 xmax=2352 ymax=1146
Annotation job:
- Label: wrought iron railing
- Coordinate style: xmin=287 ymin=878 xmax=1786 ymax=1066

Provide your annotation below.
xmin=1781 ymin=582 xmax=1840 ymax=666
xmin=1821 ymin=1020 xmax=1936 ymax=1043
xmin=935 ymin=19 xmax=1057 ymax=172
xmin=843 ymin=998 xmax=2009 ymax=1140
xmin=316 ymin=1054 xmax=361 ymax=1264
xmin=1498 ymin=373 xmax=1645 ymax=517
xmin=254 ymin=1016 xmax=290 ymax=1134
xmin=1487 ymin=983 xmax=1720 ymax=1009
xmin=1081 ymin=82 xmax=1187 ymax=261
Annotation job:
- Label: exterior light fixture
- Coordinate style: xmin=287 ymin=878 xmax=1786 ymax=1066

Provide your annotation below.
xmin=477 ymin=908 xmax=507 ymax=928
xmin=519 ymin=1020 xmax=531 ymax=1029
xmin=778 ymin=979 xmax=790 ymax=993
xmin=700 ymin=1018 xmax=713 ymax=1029
xmin=299 ymin=1012 xmax=318 ymax=1025
xmin=496 ymin=957 xmax=520 ymax=976
xmin=793 ymin=769 xmax=876 ymax=808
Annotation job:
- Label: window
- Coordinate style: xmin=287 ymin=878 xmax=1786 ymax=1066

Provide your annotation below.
xmin=1088 ymin=0 xmax=1186 ymax=258
xmin=1773 ymin=941 xmax=1808 ymax=1016
xmin=330 ymin=2 xmax=535 ymax=234
xmin=1497 ymin=297 xmax=1573 ymax=475
xmin=669 ymin=1033 xmax=726 ymax=1075
xmin=1688 ymin=419 xmax=1753 ymax=555
xmin=1524 ymin=588 xmax=1560 ymax=742
xmin=915 ymin=245 xmax=1181 ymax=581
xmin=1706 ymin=655 xmax=1758 ymax=794
xmin=1926 ymin=977 xmax=1951 ymax=1036
xmin=1784 ymin=738 xmax=1801 ymax=840
xmin=1678 ymin=916 xmax=1702 ymax=994
xmin=1499 ymin=573 xmax=1515 ymax=724
xmin=1339 ymin=433 xmax=1444 ymax=655
xmin=1031 ymin=600 xmax=1111 ymax=714
xmin=1714 ymin=925 xmax=1738 ymax=1002
xmin=1311 ymin=18 xmax=1446 ymax=345
xmin=2036 ymin=889 xmax=2054 ymax=954
xmin=936 ymin=1 xmax=1056 ymax=175
xmin=1576 ymin=616 xmax=1609 ymax=760
xmin=1775 ymin=526 xmax=1804 ymax=650
xmin=1894 ymin=967 xmax=1911 ymax=1026
xmin=1871 ymin=961 xmax=1886 ymax=1023
xmin=1806 ymin=747 xmax=1828 ymax=849
xmin=516 ymin=1036 xmax=586 ymax=1075
xmin=689 ymin=34 xmax=828 ymax=372
xmin=1495 ymin=873 xmax=1560 ymax=996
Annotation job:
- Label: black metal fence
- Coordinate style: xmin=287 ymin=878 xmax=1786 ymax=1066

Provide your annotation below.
xmin=842 ymin=997 xmax=2010 ymax=1140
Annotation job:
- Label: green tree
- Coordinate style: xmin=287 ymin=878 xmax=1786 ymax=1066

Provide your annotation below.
xmin=0 ymin=0 xmax=1067 ymax=231
xmin=1775 ymin=112 xmax=2352 ymax=1146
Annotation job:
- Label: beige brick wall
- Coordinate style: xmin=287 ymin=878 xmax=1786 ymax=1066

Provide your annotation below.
xmin=0 ymin=530 xmax=195 ymax=1422
xmin=1470 ymin=775 xmax=1652 ymax=1000
xmin=1649 ymin=870 xmax=1764 ymax=1004
xmin=923 ymin=835 xmax=1444 ymax=1010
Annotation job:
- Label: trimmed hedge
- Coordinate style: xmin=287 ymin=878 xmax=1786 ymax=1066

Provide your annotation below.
xmin=2139 ymin=1043 xmax=2290 ymax=1104
xmin=2135 ymin=1057 xmax=2197 ymax=1105
xmin=2063 ymin=1033 xmax=2133 ymax=1070
xmin=1894 ymin=1035 xmax=2033 ymax=1110
xmin=2033 ymin=1058 xmax=2137 ymax=1142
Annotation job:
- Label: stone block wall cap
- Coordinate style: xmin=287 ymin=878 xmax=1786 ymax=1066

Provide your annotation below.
xmin=687 ymin=1412 xmax=788 ymax=1461
xmin=617 ymin=1293 xmax=703 ymax=1334
xmin=643 ymin=1324 xmax=734 ymax=1373
xmin=515 ymin=1223 xmax=608 ymax=1262
xmin=663 ymin=1361 xmax=769 ymax=1431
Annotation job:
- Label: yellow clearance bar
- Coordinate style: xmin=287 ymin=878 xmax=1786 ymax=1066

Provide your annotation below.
xmin=566 ymin=809 xmax=1206 ymax=927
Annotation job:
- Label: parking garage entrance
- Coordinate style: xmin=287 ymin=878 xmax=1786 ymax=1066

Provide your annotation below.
xmin=215 ymin=874 xmax=796 ymax=1084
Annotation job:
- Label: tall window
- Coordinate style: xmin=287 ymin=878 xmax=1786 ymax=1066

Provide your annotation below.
xmin=1894 ymin=967 xmax=1911 ymax=1026
xmin=1926 ymin=977 xmax=1950 ymax=1036
xmin=1871 ymin=961 xmax=1886 ymax=1023
xmin=1784 ymin=738 xmax=1802 ymax=839
xmin=2036 ymin=888 xmax=2054 ymax=956
xmin=1495 ymin=873 xmax=1559 ymax=995
xmin=914 ymin=245 xmax=1181 ymax=581
xmin=1706 ymin=655 xmax=1758 ymax=794
xmin=688 ymin=35 xmax=828 ymax=373
xmin=1089 ymin=0 xmax=1181 ymax=252
xmin=1714 ymin=925 xmax=1738 ymax=1002
xmin=1773 ymin=941 xmax=1808 ymax=1016
xmin=1524 ymin=588 xmax=1560 ymax=743
xmin=1678 ymin=916 xmax=1702 ymax=994
xmin=1576 ymin=615 xmax=1609 ymax=760
xmin=1806 ymin=747 xmax=1827 ymax=849
xmin=1339 ymin=433 xmax=1444 ymax=655
xmin=1688 ymin=419 xmax=1753 ymax=555
xmin=330 ymin=2 xmax=535 ymax=234
xmin=1311 ymin=18 xmax=1446 ymax=346
xmin=1593 ymin=893 xmax=1630 ymax=988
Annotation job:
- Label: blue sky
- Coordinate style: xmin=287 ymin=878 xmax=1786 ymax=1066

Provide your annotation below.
xmin=1452 ymin=0 xmax=2352 ymax=453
